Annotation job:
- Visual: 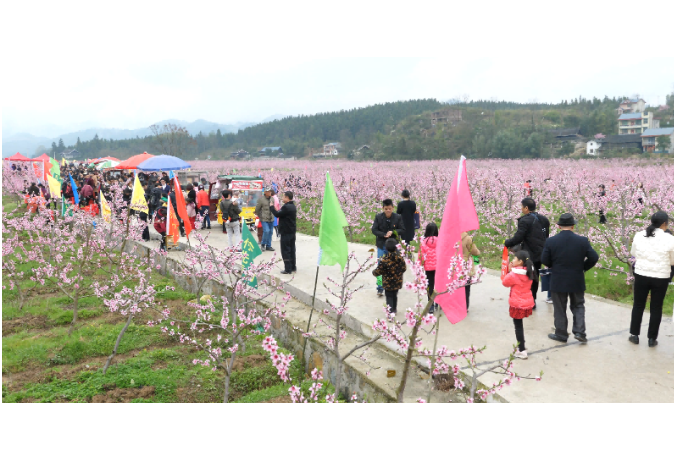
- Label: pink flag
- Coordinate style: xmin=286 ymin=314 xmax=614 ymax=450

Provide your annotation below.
xmin=435 ymin=156 xmax=479 ymax=324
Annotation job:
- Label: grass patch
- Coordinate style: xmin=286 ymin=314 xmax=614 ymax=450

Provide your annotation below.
xmin=3 ymin=348 xmax=220 ymax=403
xmin=234 ymin=383 xmax=290 ymax=403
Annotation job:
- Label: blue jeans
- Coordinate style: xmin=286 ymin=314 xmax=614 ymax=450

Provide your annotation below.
xmin=262 ymin=221 xmax=274 ymax=247
xmin=376 ymin=246 xmax=387 ymax=293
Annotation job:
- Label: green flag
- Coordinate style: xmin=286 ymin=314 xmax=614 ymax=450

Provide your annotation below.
xmin=318 ymin=172 xmax=348 ymax=270
xmin=241 ymin=223 xmax=263 ymax=288
xmin=49 ymin=158 xmax=60 ymax=181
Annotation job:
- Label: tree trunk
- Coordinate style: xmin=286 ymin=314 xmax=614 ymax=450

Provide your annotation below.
xmin=68 ymin=292 xmax=79 ymax=336
xmin=103 ymin=313 xmax=134 ymax=375
xmin=333 ymin=314 xmax=343 ymax=400
xmin=223 ymin=374 xmax=231 ymax=403
xmin=425 ymin=315 xmax=441 ymax=402
xmin=397 ymin=297 xmax=434 ymax=403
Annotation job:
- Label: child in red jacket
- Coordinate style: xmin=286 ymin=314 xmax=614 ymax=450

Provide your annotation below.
xmin=501 ymin=250 xmax=535 ymax=359
xmin=418 ymin=222 xmax=438 ymax=312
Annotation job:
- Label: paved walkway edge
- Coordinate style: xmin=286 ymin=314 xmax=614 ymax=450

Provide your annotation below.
xmin=131 ymin=237 xmax=507 ymax=403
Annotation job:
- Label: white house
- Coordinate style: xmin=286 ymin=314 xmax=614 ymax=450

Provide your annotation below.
xmin=586 ymin=140 xmax=601 ymax=155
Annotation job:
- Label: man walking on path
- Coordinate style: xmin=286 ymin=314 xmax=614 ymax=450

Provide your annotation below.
xmin=255 ymin=186 xmax=275 ymax=251
xmin=371 ymin=198 xmax=406 ymax=297
xmin=219 ymin=190 xmax=242 ymax=249
xmin=270 ymin=191 xmax=297 ymax=274
xmin=541 ymin=213 xmax=599 ymax=343
xmin=504 ymin=197 xmax=550 ymax=306
xmin=396 ymin=189 xmax=417 ymax=245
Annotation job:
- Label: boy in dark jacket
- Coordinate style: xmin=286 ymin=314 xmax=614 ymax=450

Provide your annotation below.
xmin=372 ymin=239 xmax=407 ymax=314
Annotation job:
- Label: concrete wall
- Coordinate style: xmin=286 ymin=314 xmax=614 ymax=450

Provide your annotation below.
xmin=123 ymin=241 xmax=399 ymax=402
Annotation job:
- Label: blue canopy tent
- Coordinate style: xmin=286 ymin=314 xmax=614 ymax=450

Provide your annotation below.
xmin=136 ymin=155 xmax=192 ymax=172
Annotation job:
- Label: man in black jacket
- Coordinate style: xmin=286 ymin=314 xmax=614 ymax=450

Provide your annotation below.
xmin=505 ymin=197 xmax=550 ymax=305
xmin=541 ymin=213 xmax=599 ymax=343
xmin=371 ymin=198 xmax=406 ymax=296
xmin=149 ymin=182 xmax=163 ymax=222
xmin=270 ymin=191 xmax=297 ymax=274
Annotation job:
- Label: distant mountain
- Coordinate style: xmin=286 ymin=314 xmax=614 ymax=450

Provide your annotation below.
xmin=2 ymin=119 xmax=256 ymax=158
xmin=259 ymin=114 xmax=286 ymax=124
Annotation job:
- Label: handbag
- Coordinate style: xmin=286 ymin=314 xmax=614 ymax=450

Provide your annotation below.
xmin=187 ymin=202 xmax=196 ymax=218
xmin=413 ymin=210 xmax=421 ymax=230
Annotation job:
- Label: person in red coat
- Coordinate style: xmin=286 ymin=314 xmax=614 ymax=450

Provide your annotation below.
xmin=501 ymin=250 xmax=535 ymax=360
xmin=418 ymin=222 xmax=438 ymax=312
xmin=196 ymin=185 xmax=211 ymax=229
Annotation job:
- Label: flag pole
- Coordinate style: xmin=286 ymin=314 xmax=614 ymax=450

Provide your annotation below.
xmin=301 ymin=265 xmax=321 ymax=364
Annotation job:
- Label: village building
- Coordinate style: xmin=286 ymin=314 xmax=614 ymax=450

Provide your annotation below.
xmin=230 ymin=149 xmax=249 ymax=159
xmin=62 ymin=149 xmax=79 ymax=160
xmin=258 ymin=146 xmax=283 ymax=155
xmin=313 ymin=142 xmax=341 ymax=157
xmin=548 ymin=127 xmax=583 ymax=140
xmin=598 ymin=134 xmax=643 ymax=152
xmin=641 ymin=128 xmax=674 ymax=154
xmin=616 ymin=98 xmax=646 ymax=116
xmin=586 ymin=140 xmax=602 ymax=155
xmin=618 ymin=111 xmax=658 ymax=135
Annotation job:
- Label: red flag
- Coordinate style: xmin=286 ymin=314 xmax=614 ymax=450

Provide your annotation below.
xmin=167 ymin=203 xmax=180 ymax=243
xmin=172 ymin=176 xmax=192 ymax=237
xmin=435 ymin=156 xmax=480 ymax=324
xmin=500 ymin=247 xmax=510 ymax=280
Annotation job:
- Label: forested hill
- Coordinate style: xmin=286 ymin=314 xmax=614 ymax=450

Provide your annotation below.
xmin=60 ymin=99 xmax=443 ymax=160
xmin=56 ymin=94 xmax=674 ymax=161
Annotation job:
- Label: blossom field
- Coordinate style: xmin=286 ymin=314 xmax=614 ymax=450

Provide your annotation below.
xmin=2 ymin=157 xmax=673 ymax=404
xmin=191 ymin=158 xmax=674 ymax=285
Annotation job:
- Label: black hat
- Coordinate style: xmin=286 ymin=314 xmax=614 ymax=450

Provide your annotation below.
xmin=556 ymin=213 xmax=576 ymax=226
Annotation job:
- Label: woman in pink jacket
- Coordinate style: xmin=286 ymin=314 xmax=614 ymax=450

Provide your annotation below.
xmin=501 ymin=250 xmax=535 ymax=359
xmin=419 ymin=223 xmax=438 ymax=313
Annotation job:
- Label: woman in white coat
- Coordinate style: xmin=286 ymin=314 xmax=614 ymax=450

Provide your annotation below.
xmin=629 ymin=211 xmax=674 ymax=347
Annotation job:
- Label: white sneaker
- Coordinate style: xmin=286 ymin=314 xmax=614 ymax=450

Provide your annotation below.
xmin=514 ymin=350 xmax=528 ymax=360
xmin=545 ymin=298 xmax=553 ymax=304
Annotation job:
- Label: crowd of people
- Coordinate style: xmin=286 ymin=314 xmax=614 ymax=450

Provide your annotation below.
xmin=18 ymin=164 xmax=674 ymax=358
xmin=365 ymin=191 xmax=673 ymax=360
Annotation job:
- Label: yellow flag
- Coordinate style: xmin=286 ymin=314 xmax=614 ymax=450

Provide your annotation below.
xmin=47 ymin=175 xmax=62 ymax=199
xmin=62 ymin=158 xmax=67 ymax=166
xmin=100 ymin=191 xmax=111 ymax=222
xmin=130 ymin=173 xmax=148 ymax=213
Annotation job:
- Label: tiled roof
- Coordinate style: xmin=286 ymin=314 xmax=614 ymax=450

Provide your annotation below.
xmin=641 ymin=128 xmax=674 ymax=137
xmin=600 ymin=134 xmax=642 ymax=144
xmin=547 ymin=127 xmax=580 ymax=137
xmin=618 ymin=113 xmax=643 ymax=120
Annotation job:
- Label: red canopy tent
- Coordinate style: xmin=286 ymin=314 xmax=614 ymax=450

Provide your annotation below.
xmin=35 ymin=153 xmax=52 ymax=162
xmin=115 ymin=152 xmax=155 ymax=170
xmin=5 ymin=152 xmax=32 ymax=161
xmin=34 ymin=153 xmax=53 ymax=180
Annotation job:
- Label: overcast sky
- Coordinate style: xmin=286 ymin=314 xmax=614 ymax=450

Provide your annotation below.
xmin=2 ymin=2 xmax=673 ymax=138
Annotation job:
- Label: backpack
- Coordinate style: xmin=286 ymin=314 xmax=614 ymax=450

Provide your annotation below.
xmin=413 ymin=210 xmax=421 ymax=230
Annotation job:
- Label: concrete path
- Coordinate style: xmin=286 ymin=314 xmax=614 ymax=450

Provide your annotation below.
xmin=148 ymin=226 xmax=674 ymax=403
